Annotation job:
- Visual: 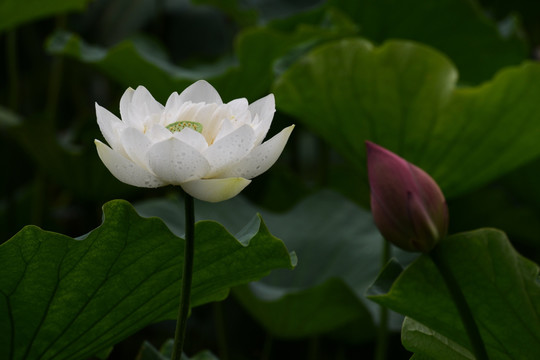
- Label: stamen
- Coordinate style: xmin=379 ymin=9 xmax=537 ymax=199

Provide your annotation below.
xmin=166 ymin=121 xmax=203 ymax=133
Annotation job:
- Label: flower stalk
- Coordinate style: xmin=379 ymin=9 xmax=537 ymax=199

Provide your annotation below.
xmin=375 ymin=240 xmax=391 ymax=360
xmin=429 ymin=246 xmax=489 ymax=360
xmin=171 ymin=192 xmax=196 ymax=360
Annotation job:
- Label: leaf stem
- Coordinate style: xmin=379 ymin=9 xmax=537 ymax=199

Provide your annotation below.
xmin=375 ymin=240 xmax=391 ymax=360
xmin=429 ymin=246 xmax=489 ymax=360
xmin=171 ymin=192 xmax=195 ymax=360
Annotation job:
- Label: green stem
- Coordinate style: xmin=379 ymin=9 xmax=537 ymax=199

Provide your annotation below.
xmin=429 ymin=246 xmax=489 ymax=360
xmin=171 ymin=193 xmax=195 ymax=360
xmin=375 ymin=240 xmax=391 ymax=360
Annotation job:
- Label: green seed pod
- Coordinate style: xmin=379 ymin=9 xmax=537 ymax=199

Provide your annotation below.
xmin=166 ymin=121 xmax=203 ymax=133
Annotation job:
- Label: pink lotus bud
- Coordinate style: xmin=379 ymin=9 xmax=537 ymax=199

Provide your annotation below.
xmin=366 ymin=141 xmax=448 ymax=252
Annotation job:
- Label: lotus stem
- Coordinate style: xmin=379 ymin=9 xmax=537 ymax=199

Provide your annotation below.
xmin=429 ymin=246 xmax=489 ymax=360
xmin=375 ymin=240 xmax=391 ymax=360
xmin=171 ymin=192 xmax=195 ymax=360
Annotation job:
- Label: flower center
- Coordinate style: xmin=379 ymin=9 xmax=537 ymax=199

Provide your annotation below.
xmin=166 ymin=121 xmax=203 ymax=133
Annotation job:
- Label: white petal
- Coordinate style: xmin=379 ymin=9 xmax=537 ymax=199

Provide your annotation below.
xmin=227 ymin=98 xmax=251 ymax=128
xmin=181 ymin=177 xmax=251 ymax=203
xmin=204 ymin=125 xmax=256 ymax=177
xmin=203 ymin=107 xmax=230 ymax=143
xmin=161 ymin=93 xmax=185 ymax=126
xmin=249 ymin=94 xmax=275 ymax=145
xmin=227 ymin=98 xmax=249 ymax=114
xmin=147 ymin=137 xmax=210 ymax=184
xmin=95 ymin=140 xmax=165 ymax=188
xmin=120 ymin=127 xmax=152 ymax=169
xmin=164 ymin=91 xmax=179 ymax=109
xmin=178 ymin=80 xmax=222 ymax=105
xmin=146 ymin=123 xmax=173 ymax=143
xmin=119 ymin=87 xmax=143 ymax=129
xmin=212 ymin=118 xmax=235 ymax=143
xmin=218 ymin=125 xmax=294 ymax=179
xmin=249 ymin=94 xmax=274 ymax=124
xmin=132 ymin=86 xmax=164 ymax=114
xmin=122 ymin=86 xmax=164 ymax=130
xmin=174 ymin=102 xmax=201 ymax=124
xmin=95 ymin=103 xmax=126 ymax=152
xmin=172 ymin=128 xmax=208 ymax=152
xmin=119 ymin=87 xmax=134 ymax=122
xmin=192 ymin=103 xmax=219 ymax=136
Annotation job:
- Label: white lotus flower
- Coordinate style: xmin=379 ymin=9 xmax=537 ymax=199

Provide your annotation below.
xmin=95 ymin=81 xmax=294 ymax=202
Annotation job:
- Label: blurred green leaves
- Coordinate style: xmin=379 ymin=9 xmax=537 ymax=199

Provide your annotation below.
xmin=273 ymin=38 xmax=540 ymax=200
xmin=0 ymin=200 xmax=294 ymax=359
xmin=47 ymin=31 xmax=213 ymax=102
xmin=234 ymin=278 xmax=373 ymax=340
xmin=137 ymin=191 xmax=416 ymax=340
xmin=328 ymin=0 xmax=527 ymax=84
xmin=368 ymin=229 xmax=540 ymax=359
xmin=0 ymin=106 xmax=21 ymax=127
xmin=0 ymin=0 xmax=89 ymax=33
xmin=6 ymin=115 xmax=133 ymax=202
xmin=46 ymin=7 xmax=357 ymax=102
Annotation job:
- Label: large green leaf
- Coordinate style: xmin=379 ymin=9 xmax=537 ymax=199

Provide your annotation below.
xmin=136 ymin=190 xmax=417 ymax=340
xmin=0 ymin=200 xmax=294 ymax=359
xmin=273 ymin=38 xmax=540 ymax=201
xmin=0 ymin=0 xmax=89 ymax=33
xmin=367 ymin=229 xmax=540 ymax=359
xmin=46 ymin=8 xmax=356 ymax=102
xmin=328 ymin=0 xmax=527 ymax=84
xmin=233 ymin=278 xmax=369 ymax=339
xmin=402 ymin=317 xmax=473 ymax=360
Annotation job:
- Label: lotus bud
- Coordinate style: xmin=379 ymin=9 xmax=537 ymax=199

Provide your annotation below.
xmin=366 ymin=141 xmax=448 ymax=252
